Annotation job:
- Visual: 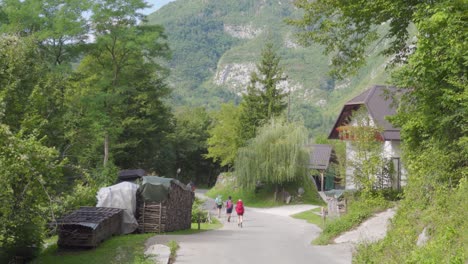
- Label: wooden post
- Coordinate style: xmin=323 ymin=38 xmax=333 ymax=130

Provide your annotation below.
xmin=321 ymin=206 xmax=327 ymax=227
xmin=142 ymin=201 xmax=145 ymax=233
xmin=320 ymin=170 xmax=324 ymax=191
xmin=158 ymin=202 xmax=162 ymax=233
xmin=197 ymin=213 xmax=201 ymax=230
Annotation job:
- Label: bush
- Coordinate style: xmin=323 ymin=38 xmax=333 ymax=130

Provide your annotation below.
xmin=0 ymin=126 xmax=64 ymax=262
xmin=191 ymin=197 xmax=209 ymax=223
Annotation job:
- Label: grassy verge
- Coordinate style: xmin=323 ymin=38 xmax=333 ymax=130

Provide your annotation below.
xmin=34 ymin=220 xmax=222 ymax=264
xmin=33 ymin=233 xmax=154 ymax=264
xmin=313 ymin=194 xmax=391 ymax=245
xmin=291 ymin=207 xmax=324 ymax=228
xmin=206 ymin=178 xmax=324 ymax=208
xmin=167 ymin=240 xmax=179 ymax=264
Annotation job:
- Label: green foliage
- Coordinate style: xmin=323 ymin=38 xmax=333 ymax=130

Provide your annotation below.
xmin=343 ymin=108 xmax=386 ymax=191
xmin=0 ymin=125 xmax=64 ymax=262
xmin=168 ymin=240 xmax=179 ymax=261
xmin=170 ymin=107 xmax=218 ymax=184
xmin=33 ymin=233 xmax=154 ymax=264
xmin=206 ymin=103 xmax=242 ymax=167
xmin=191 ymin=197 xmax=209 ymax=223
xmin=238 ymin=43 xmax=288 ymax=142
xmin=292 ymin=0 xmax=467 ymax=261
xmin=288 ymin=0 xmax=413 ymax=78
xmin=236 ymin=118 xmax=309 ymax=189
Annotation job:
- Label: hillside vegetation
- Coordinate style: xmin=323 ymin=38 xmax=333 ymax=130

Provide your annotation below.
xmin=148 ymin=0 xmax=390 ymax=135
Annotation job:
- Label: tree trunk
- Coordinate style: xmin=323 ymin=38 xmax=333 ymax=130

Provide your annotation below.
xmin=103 ymin=133 xmax=109 ymax=167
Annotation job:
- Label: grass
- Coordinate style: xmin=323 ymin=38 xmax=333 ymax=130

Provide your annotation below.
xmin=206 ymin=179 xmax=324 ymax=208
xmin=167 ymin=240 xmax=179 ymax=263
xmin=33 ymin=221 xmax=222 ymax=264
xmin=291 ymin=207 xmax=324 ymax=229
xmin=313 ymin=195 xmax=391 ymax=245
xmin=33 ymin=233 xmax=154 ymax=264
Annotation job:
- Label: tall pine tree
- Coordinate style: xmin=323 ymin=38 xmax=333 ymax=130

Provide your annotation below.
xmin=239 ymin=43 xmax=288 ymax=143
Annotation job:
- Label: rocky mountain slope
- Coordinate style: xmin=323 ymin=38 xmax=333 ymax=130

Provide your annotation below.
xmin=148 ymin=0 xmax=390 ymax=135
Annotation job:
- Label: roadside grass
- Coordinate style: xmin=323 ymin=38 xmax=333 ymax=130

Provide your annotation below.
xmin=33 ymin=221 xmax=221 ymax=264
xmin=291 ymin=207 xmax=324 ymax=229
xmin=167 ymin=240 xmax=179 ymax=264
xmin=32 ymin=233 xmax=154 ymax=264
xmin=313 ymin=194 xmax=392 ymax=245
xmin=206 ymin=179 xmax=324 ymax=208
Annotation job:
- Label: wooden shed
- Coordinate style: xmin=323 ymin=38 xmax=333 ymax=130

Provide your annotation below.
xmin=57 ymin=207 xmax=123 ymax=248
xmin=137 ymin=176 xmax=194 ymax=233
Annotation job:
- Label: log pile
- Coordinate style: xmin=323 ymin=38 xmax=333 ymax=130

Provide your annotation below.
xmin=137 ymin=181 xmax=194 ymax=233
xmin=57 ymin=207 xmax=123 ymax=248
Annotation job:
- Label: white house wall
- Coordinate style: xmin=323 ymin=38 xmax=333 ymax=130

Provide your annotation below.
xmin=343 ymin=114 xmax=406 ymax=190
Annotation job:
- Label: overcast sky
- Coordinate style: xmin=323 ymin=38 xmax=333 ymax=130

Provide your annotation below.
xmin=143 ymin=0 xmax=176 ymax=15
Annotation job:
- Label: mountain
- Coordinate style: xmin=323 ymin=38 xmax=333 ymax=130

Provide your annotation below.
xmin=147 ymin=0 xmax=390 ymax=135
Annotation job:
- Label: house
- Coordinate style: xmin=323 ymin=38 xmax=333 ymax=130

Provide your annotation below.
xmin=328 ymin=85 xmax=406 ymax=190
xmin=307 ymin=144 xmax=341 ymax=191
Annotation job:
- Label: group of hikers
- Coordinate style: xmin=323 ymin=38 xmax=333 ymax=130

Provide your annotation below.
xmin=215 ymin=195 xmax=244 ymax=227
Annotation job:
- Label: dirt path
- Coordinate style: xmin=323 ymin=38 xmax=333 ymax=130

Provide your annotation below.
xmin=146 ymin=190 xmax=352 ymax=264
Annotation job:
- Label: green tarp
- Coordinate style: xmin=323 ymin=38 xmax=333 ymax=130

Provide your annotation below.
xmin=137 ymin=176 xmax=189 ymax=203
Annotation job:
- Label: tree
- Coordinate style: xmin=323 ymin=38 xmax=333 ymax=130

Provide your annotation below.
xmin=72 ymin=0 xmax=171 ymax=169
xmin=0 ymin=125 xmax=64 ymax=262
xmin=339 ymin=108 xmax=387 ymax=191
xmin=170 ymin=107 xmax=218 ymax=184
xmin=206 ymin=103 xmax=242 ymax=168
xmin=290 ymin=0 xmax=467 ymax=262
xmin=238 ymin=43 xmax=288 ymax=142
xmin=235 ymin=118 xmax=309 ymax=196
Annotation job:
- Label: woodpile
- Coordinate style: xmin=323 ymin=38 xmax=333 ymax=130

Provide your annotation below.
xmin=137 ymin=179 xmax=194 ymax=233
xmin=57 ymin=207 xmax=123 ymax=248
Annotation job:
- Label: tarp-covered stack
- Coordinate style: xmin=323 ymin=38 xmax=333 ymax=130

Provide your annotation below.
xmin=137 ymin=176 xmax=194 ymax=233
xmin=57 ymin=207 xmax=123 ymax=248
xmin=96 ymin=182 xmax=139 ymax=234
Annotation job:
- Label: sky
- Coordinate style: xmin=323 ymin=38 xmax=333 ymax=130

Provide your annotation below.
xmin=142 ymin=0 xmax=176 ymax=15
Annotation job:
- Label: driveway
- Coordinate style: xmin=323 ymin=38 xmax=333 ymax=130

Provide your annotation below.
xmin=146 ymin=190 xmax=352 ymax=264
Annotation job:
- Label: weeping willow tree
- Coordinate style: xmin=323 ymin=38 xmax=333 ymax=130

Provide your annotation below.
xmin=235 ymin=118 xmax=309 ymax=198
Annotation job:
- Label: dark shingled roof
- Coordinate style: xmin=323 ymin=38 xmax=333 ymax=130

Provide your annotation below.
xmin=118 ymin=169 xmax=146 ymax=180
xmin=308 ymin=144 xmax=334 ymax=170
xmin=328 ymin=85 xmax=401 ymax=141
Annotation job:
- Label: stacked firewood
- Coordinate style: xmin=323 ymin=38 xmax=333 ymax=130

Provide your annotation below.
xmin=137 ymin=181 xmax=194 ymax=233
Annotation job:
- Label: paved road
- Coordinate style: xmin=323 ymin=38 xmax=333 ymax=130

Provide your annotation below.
xmin=146 ymin=190 xmax=352 ymax=264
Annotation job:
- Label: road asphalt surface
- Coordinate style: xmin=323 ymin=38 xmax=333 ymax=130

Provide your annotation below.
xmin=146 ymin=190 xmax=352 ymax=264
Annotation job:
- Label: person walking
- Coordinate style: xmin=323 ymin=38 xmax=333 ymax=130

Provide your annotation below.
xmin=215 ymin=195 xmax=223 ymax=218
xmin=225 ymin=196 xmax=233 ymax=222
xmin=235 ymin=199 xmax=245 ymax=227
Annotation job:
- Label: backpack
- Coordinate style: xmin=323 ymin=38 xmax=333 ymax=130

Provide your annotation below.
xmin=226 ymin=200 xmax=233 ymax=209
xmin=215 ymin=197 xmax=223 ymax=206
xmin=236 ymin=201 xmax=244 ymax=211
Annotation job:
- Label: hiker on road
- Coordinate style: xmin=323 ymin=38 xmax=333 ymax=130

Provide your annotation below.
xmin=235 ymin=199 xmax=245 ymax=227
xmin=226 ymin=196 xmax=233 ymax=222
xmin=215 ymin=195 xmax=223 ymax=218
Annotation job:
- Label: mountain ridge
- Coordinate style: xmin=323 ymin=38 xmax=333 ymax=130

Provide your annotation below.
xmin=148 ymin=0 xmax=390 ymax=135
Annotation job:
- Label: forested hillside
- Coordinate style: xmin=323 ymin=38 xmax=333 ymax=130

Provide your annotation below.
xmin=148 ymin=0 xmax=390 ymax=135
